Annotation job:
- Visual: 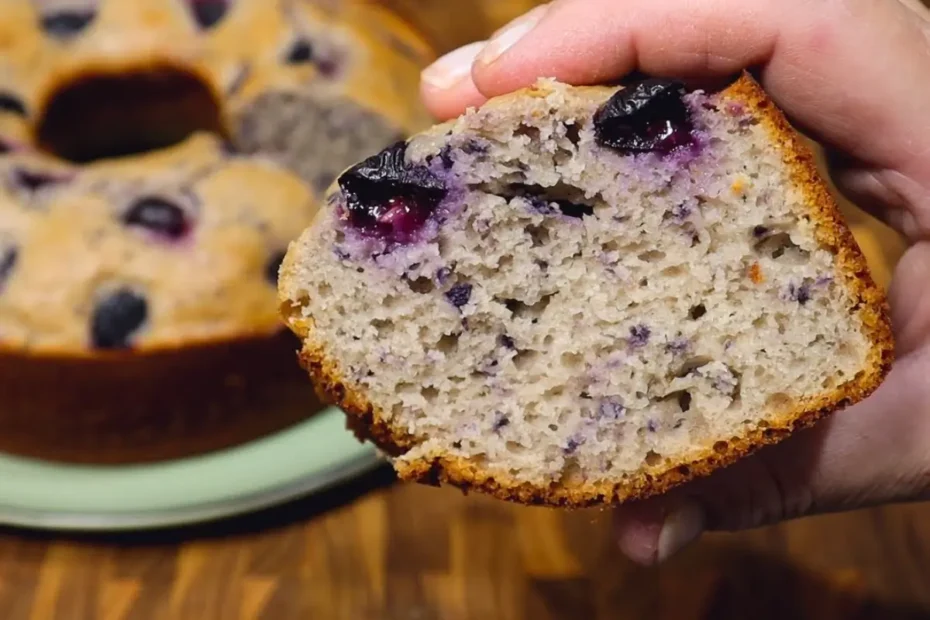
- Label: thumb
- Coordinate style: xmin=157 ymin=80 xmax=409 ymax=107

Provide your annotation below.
xmin=614 ymin=350 xmax=930 ymax=565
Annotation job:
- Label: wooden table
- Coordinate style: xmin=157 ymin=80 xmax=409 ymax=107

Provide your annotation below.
xmin=2 ymin=461 xmax=930 ymax=619
xmin=2 ymin=2 xmax=928 ymax=618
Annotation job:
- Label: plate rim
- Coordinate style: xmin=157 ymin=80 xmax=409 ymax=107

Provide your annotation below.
xmin=0 ymin=451 xmax=382 ymax=532
xmin=0 ymin=407 xmax=382 ymax=532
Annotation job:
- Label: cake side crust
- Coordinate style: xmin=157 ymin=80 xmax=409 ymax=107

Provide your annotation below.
xmin=280 ymin=73 xmax=895 ymax=507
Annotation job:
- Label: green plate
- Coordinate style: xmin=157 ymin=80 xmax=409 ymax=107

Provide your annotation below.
xmin=0 ymin=406 xmax=380 ymax=531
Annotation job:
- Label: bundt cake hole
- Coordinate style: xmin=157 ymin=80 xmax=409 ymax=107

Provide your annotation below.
xmin=35 ymin=65 xmax=226 ymax=164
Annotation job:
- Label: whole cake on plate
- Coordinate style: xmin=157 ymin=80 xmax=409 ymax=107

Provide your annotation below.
xmin=0 ymin=0 xmax=432 ymax=461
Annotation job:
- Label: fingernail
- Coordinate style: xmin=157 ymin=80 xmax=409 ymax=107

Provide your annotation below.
xmin=476 ymin=4 xmax=549 ymax=67
xmin=421 ymin=41 xmax=487 ymax=90
xmin=656 ymin=502 xmax=705 ymax=562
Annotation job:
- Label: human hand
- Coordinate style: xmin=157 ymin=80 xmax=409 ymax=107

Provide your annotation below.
xmin=418 ymin=0 xmax=930 ymax=564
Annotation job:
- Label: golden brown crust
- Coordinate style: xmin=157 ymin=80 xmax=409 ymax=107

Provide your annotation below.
xmin=284 ymin=73 xmax=895 ymax=508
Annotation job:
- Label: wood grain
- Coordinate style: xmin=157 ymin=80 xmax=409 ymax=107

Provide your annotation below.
xmin=1 ymin=474 xmax=930 ymax=620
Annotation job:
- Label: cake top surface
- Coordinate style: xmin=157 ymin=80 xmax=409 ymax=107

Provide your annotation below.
xmin=0 ymin=0 xmax=434 ymax=357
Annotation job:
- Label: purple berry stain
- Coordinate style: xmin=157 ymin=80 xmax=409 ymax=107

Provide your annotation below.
xmin=629 ymin=324 xmax=651 ymax=348
xmin=788 ymin=282 xmax=812 ymax=305
xmin=594 ymin=78 xmax=695 ymax=155
xmin=498 ymin=334 xmax=516 ymax=350
xmin=668 ymin=201 xmax=693 ymax=222
xmin=446 ymin=283 xmax=472 ymax=309
xmin=565 ymin=435 xmax=584 ymax=455
xmin=492 ymin=412 xmax=510 ymax=432
xmin=337 ymin=141 xmax=447 ymax=244
xmin=665 ymin=337 xmax=690 ymax=355
xmin=435 ymin=267 xmax=453 ymax=285
xmin=598 ymin=399 xmax=625 ymax=420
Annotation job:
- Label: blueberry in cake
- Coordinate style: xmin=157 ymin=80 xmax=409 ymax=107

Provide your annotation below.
xmin=279 ymin=74 xmax=894 ymax=506
xmin=0 ymin=0 xmax=433 ymax=356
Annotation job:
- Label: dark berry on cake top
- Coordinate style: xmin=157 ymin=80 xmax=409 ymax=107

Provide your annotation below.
xmin=0 ymin=93 xmax=27 ymax=117
xmin=285 ymin=39 xmax=314 ymax=64
xmin=12 ymin=168 xmax=68 ymax=194
xmin=337 ymin=141 xmax=447 ymax=244
xmin=188 ymin=0 xmax=230 ymax=29
xmin=122 ymin=197 xmax=190 ymax=239
xmin=40 ymin=10 xmax=97 ymax=38
xmin=593 ymin=78 xmax=695 ymax=155
xmin=90 ymin=289 xmax=149 ymax=350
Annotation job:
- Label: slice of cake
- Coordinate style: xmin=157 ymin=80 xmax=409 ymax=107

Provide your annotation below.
xmin=278 ymin=74 xmax=894 ymax=507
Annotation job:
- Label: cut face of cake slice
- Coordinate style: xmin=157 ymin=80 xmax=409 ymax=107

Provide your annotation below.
xmin=279 ymin=74 xmax=893 ymax=507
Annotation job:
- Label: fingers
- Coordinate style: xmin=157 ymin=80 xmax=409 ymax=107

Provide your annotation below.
xmin=422 ymin=0 xmax=930 ymax=183
xmin=827 ymin=154 xmax=930 ymax=244
xmin=472 ymin=0 xmax=774 ymax=91
xmin=420 ymin=42 xmax=488 ymax=121
xmin=614 ymin=350 xmax=930 ymax=565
